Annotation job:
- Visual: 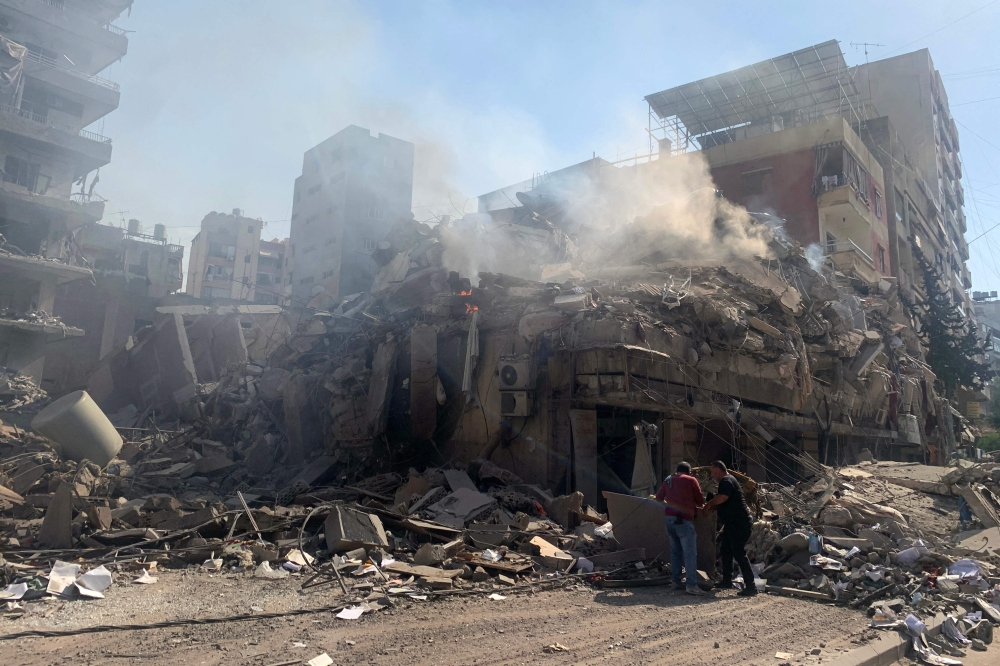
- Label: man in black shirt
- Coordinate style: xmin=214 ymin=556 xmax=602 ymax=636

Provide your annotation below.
xmin=703 ymin=460 xmax=756 ymax=597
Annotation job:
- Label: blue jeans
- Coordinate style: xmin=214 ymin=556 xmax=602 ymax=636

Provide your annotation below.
xmin=665 ymin=517 xmax=698 ymax=588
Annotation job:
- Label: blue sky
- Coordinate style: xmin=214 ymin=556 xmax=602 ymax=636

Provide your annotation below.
xmin=95 ymin=1 xmax=1000 ymax=291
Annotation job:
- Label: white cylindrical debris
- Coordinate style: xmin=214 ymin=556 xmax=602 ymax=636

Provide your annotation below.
xmin=31 ymin=390 xmax=123 ymax=467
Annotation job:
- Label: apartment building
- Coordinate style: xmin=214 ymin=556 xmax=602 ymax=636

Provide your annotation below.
xmin=644 ymin=43 xmax=890 ymax=280
xmin=43 ymin=219 xmax=184 ymax=390
xmin=0 ymin=0 xmax=130 ymax=380
xmin=643 ymin=41 xmax=974 ymax=318
xmin=288 ymin=125 xmax=414 ymax=304
xmin=855 ymin=50 xmax=972 ymax=317
xmin=186 ymin=209 xmax=264 ymax=302
xmin=254 ymin=236 xmax=288 ymax=305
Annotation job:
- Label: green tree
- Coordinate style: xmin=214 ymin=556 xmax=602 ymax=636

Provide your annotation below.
xmin=913 ymin=247 xmax=992 ymax=397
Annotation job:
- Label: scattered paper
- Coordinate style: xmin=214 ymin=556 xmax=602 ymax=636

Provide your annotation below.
xmin=544 ymin=643 xmax=569 ymax=653
xmin=407 ymin=594 xmax=428 ymax=601
xmin=0 ymin=583 xmax=27 ymax=600
xmin=201 ymin=558 xmax=223 ymax=571
xmin=488 ymin=593 xmax=506 ymax=600
xmin=285 ymin=549 xmax=315 ymax=567
xmin=77 ymin=566 xmax=113 ymax=596
xmin=255 ymin=561 xmax=289 ymax=579
xmin=306 ymin=653 xmax=333 ymax=666
xmin=775 ymin=652 xmax=794 ymax=659
xmin=949 ymin=558 xmax=981 ymax=581
xmin=282 ymin=561 xmax=303 ymax=572
xmin=904 ymin=613 xmax=926 ymax=638
xmin=481 ymin=549 xmax=502 ymax=562
xmin=336 ymin=606 xmax=365 ymax=620
xmin=134 ymin=570 xmax=158 ymax=585
xmin=46 ymin=561 xmax=80 ymax=597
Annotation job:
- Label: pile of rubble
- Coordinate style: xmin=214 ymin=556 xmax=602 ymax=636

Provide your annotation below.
xmin=0 ymin=369 xmax=48 ymax=412
xmin=740 ymin=456 xmax=1000 ymax=658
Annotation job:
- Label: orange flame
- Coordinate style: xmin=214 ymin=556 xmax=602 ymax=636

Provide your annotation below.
xmin=458 ymin=290 xmax=473 ymax=296
xmin=465 ymin=303 xmax=479 ymax=315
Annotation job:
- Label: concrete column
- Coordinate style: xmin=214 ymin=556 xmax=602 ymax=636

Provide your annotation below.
xmin=99 ymin=297 xmax=120 ymax=360
xmin=36 ymin=279 xmax=57 ymax=313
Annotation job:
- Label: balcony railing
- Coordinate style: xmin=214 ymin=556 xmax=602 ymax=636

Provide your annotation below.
xmin=0 ymin=104 xmax=112 ymax=145
xmin=825 ymin=238 xmax=873 ymax=266
xmin=32 ymin=0 xmax=128 ymax=38
xmin=23 ymin=49 xmax=120 ymax=91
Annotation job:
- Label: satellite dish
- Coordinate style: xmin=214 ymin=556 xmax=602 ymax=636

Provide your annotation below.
xmin=515 ymin=191 xmax=536 ymax=210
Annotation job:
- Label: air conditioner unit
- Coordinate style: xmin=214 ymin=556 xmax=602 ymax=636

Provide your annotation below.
xmin=500 ymin=391 xmax=533 ymax=417
xmin=498 ymin=356 xmax=535 ymax=390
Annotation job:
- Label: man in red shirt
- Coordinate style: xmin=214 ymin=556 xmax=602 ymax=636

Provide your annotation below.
xmin=654 ymin=461 xmax=706 ymax=595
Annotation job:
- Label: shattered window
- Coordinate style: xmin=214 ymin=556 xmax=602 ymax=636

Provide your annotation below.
xmin=741 ymin=168 xmax=772 ymax=197
xmin=3 ymin=156 xmax=41 ymax=192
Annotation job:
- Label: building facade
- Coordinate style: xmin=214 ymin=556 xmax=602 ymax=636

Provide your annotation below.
xmin=855 ymin=50 xmax=972 ymax=317
xmin=288 ymin=125 xmax=414 ymax=304
xmin=254 ymin=236 xmax=288 ymax=305
xmin=700 ymin=116 xmax=890 ymax=280
xmin=185 ymin=209 xmax=289 ymax=305
xmin=0 ymin=0 xmax=131 ymax=380
xmin=43 ymin=219 xmax=184 ymax=390
xmin=186 ymin=209 xmax=264 ymax=302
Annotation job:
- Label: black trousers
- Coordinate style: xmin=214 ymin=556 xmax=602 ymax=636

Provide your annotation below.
xmin=719 ymin=520 xmax=755 ymax=584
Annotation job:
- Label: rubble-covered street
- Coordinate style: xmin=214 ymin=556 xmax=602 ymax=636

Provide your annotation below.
xmin=2 ymin=5 xmax=1000 ymax=666
xmin=0 ymin=570 xmax=875 ymax=666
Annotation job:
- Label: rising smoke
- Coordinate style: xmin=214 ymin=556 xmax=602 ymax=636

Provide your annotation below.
xmin=436 ymin=149 xmax=775 ymax=282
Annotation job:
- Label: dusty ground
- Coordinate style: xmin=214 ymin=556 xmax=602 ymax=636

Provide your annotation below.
xmin=0 ymin=569 xmax=879 ymax=666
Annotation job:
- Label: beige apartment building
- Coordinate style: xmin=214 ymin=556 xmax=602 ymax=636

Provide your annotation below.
xmin=186 ymin=208 xmax=288 ymax=304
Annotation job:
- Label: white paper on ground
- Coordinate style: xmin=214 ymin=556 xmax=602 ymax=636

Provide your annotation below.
xmin=201 ymin=558 xmax=223 ymax=571
xmin=480 ymin=549 xmax=502 ymax=562
xmin=488 ymin=593 xmax=506 ymax=600
xmin=46 ymin=561 xmax=80 ymax=596
xmin=941 ymin=616 xmax=971 ymax=645
xmin=407 ymin=594 xmax=428 ymax=601
xmin=306 ymin=653 xmax=333 ymax=666
xmin=575 ymin=557 xmax=594 ymax=573
xmin=75 ymin=584 xmax=105 ymax=599
xmin=285 ymin=549 xmax=315 ymax=566
xmin=134 ymin=570 xmax=158 ymax=585
xmin=904 ymin=613 xmax=926 ymax=637
xmin=949 ymin=558 xmax=981 ymax=580
xmin=282 ymin=561 xmax=302 ymax=572
xmin=0 ymin=583 xmax=27 ymax=600
xmin=254 ymin=561 xmax=289 ymax=579
xmin=77 ymin=565 xmax=113 ymax=593
xmin=336 ymin=606 xmax=365 ymax=620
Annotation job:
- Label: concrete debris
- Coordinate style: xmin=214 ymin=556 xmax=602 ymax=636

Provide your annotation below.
xmin=0 ymin=189 xmax=997 ymax=660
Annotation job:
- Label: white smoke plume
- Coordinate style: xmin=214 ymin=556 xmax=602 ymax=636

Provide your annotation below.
xmin=437 ymin=149 xmax=775 ymax=281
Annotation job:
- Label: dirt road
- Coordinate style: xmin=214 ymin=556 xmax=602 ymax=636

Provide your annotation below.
xmin=0 ymin=571 xmax=878 ymax=665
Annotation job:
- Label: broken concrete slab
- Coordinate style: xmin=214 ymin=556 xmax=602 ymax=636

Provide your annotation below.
xmin=443 ymin=469 xmax=477 ymax=492
xmin=956 ymin=484 xmax=1000 ymax=528
xmin=425 ymin=488 xmax=496 ymax=528
xmin=604 ymin=491 xmax=716 ymax=576
xmin=37 ymin=483 xmax=73 ymax=549
xmin=324 ymin=506 xmax=389 ymax=552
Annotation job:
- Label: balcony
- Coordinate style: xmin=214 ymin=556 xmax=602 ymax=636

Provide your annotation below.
xmin=5 ymin=0 xmax=129 ymax=72
xmin=21 ymin=50 xmax=121 ymax=126
xmin=0 ymin=104 xmax=112 ymax=169
xmin=23 ymin=49 xmax=119 ymax=92
xmin=824 ymin=239 xmax=881 ymax=284
xmin=0 ymin=179 xmax=104 ymax=229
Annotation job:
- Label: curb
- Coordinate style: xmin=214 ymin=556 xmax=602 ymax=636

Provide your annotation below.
xmin=826 ymin=614 xmax=944 ymax=666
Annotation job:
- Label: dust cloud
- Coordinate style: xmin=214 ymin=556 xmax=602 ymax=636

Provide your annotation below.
xmin=436 ymin=148 xmax=775 ymax=282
